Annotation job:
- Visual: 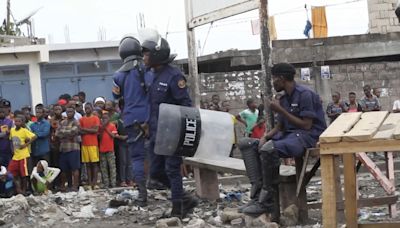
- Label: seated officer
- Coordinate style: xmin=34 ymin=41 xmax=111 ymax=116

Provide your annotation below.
xmin=238 ymin=63 xmax=326 ymax=222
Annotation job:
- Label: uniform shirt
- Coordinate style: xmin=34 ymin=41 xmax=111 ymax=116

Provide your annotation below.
xmin=0 ymin=118 xmax=13 ymax=156
xmin=239 ymin=109 xmax=259 ymax=134
xmin=148 ymin=65 xmax=192 ymax=136
xmin=326 ymin=101 xmax=346 ymax=122
xmin=112 ymin=65 xmax=152 ymax=127
xmin=9 ymin=127 xmax=36 ymax=160
xmin=30 ymin=119 xmax=51 ymax=157
xmin=277 ymin=84 xmax=326 ymax=139
xmin=56 ymin=119 xmax=80 ymax=153
xmin=99 ymin=123 xmax=117 ymax=153
xmin=79 ymin=115 xmax=100 ymax=146
xmin=360 ymin=95 xmax=381 ymax=112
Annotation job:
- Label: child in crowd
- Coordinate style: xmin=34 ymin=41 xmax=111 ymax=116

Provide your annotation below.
xmin=115 ymin=113 xmax=132 ymax=187
xmin=0 ymin=106 xmax=13 ymax=168
xmin=99 ymin=113 xmax=117 ymax=188
xmin=326 ymin=92 xmax=346 ymax=124
xmin=79 ymin=103 xmax=101 ymax=190
xmin=56 ymin=106 xmax=81 ymax=192
xmin=94 ymin=97 xmax=106 ymax=111
xmin=49 ymin=104 xmax=63 ymax=176
xmin=0 ymin=166 xmax=14 ymax=198
xmin=30 ymin=160 xmax=60 ymax=194
xmin=8 ymin=115 xmax=37 ymax=195
xmin=105 ymin=100 xmax=120 ymax=123
xmin=251 ymin=103 xmax=266 ymax=139
xmin=236 ymin=98 xmax=259 ymax=137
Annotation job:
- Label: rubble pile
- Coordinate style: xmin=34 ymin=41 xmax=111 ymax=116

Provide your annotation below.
xmin=0 ymin=174 xmax=397 ymax=227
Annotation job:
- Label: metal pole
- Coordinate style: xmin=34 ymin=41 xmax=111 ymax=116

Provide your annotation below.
xmin=184 ymin=0 xmax=201 ymax=108
xmin=259 ymin=0 xmax=274 ymax=131
xmin=6 ymin=0 xmax=11 ymax=35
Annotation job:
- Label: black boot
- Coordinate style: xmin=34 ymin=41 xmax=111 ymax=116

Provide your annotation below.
xmin=147 ymin=173 xmax=170 ymax=190
xmin=170 ymin=195 xmax=198 ymax=219
xmin=238 ymin=138 xmax=262 ymax=213
xmin=135 ymin=180 xmax=147 ymax=207
xmin=244 ymin=142 xmax=280 ymax=219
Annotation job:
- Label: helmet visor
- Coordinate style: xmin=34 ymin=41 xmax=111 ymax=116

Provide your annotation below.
xmin=138 ymin=28 xmax=162 ymax=50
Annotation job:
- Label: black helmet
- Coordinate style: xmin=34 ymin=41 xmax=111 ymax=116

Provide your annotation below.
xmin=142 ymin=37 xmax=175 ymax=66
xmin=118 ymin=36 xmax=142 ymax=72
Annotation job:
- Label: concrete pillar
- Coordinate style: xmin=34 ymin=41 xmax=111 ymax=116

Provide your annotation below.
xmin=28 ymin=62 xmax=43 ymax=106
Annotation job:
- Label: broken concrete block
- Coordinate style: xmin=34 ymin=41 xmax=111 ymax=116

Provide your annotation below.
xmin=230 ymin=217 xmax=243 ymax=226
xmin=72 ymin=205 xmax=95 ymax=218
xmin=280 ymin=204 xmax=299 ymax=226
xmin=186 ymin=218 xmax=206 ymax=228
xmin=220 ymin=208 xmax=244 ymax=223
xmin=155 ymin=217 xmax=183 ymax=228
xmin=245 ymin=214 xmax=279 ymax=228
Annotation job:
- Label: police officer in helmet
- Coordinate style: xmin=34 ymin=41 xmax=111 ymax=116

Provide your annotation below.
xmin=112 ymin=35 xmax=151 ymax=207
xmin=141 ymin=29 xmax=197 ymax=218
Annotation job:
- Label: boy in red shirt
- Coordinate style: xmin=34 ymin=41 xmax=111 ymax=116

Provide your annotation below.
xmin=99 ymin=113 xmax=117 ymax=188
xmin=79 ymin=103 xmax=100 ymax=190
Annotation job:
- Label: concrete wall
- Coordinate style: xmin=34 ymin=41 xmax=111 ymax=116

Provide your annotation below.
xmin=199 ymin=70 xmax=264 ymax=115
xmin=368 ymin=0 xmax=400 ymax=33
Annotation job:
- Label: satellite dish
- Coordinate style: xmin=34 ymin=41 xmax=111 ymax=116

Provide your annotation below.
xmin=16 ymin=7 xmax=43 ymax=26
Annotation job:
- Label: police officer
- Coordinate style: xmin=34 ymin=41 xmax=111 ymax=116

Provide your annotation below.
xmin=141 ymin=31 xmax=197 ymax=218
xmin=112 ymin=36 xmax=151 ymax=206
xmin=238 ymin=63 xmax=327 ymax=222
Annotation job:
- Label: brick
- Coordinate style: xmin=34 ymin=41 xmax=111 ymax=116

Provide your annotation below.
xmin=346 ymin=65 xmax=356 ymax=73
xmin=364 ymin=71 xmax=379 ymax=80
xmin=339 ymin=65 xmax=348 ymax=73
xmin=333 ymin=74 xmax=347 ymax=82
xmin=386 ymin=62 xmax=400 ymax=69
xmin=379 ymin=71 xmax=398 ymax=80
xmin=370 ymin=63 xmax=386 ymax=72
xmin=356 ymin=63 xmax=369 ymax=72
xmin=349 ymin=73 xmax=364 ymax=81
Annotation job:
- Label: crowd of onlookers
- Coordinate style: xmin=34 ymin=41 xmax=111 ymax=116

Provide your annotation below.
xmin=0 ymin=91 xmax=133 ymax=197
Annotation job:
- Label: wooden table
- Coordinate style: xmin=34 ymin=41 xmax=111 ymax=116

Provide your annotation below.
xmin=320 ymin=111 xmax=400 ymax=228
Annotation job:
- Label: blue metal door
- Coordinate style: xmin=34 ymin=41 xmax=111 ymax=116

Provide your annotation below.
xmin=78 ymin=75 xmax=113 ymax=103
xmin=44 ymin=78 xmax=79 ymax=105
xmin=0 ymin=66 xmax=31 ymax=110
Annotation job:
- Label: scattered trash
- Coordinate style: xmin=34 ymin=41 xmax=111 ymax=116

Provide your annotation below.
xmin=72 ymin=205 xmax=95 ymax=218
xmin=104 ymin=208 xmax=119 ymax=216
xmin=224 ymin=192 xmax=242 ymax=202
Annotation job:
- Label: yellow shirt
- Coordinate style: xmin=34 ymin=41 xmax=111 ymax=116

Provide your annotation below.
xmin=10 ymin=127 xmax=36 ymax=160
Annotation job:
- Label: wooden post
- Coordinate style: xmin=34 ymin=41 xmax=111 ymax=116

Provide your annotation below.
xmin=343 ymin=154 xmax=358 ymax=228
xmin=184 ymin=0 xmax=201 ymax=108
xmin=193 ymin=167 xmax=220 ymax=200
xmin=385 ymin=152 xmax=397 ymax=218
xmin=320 ymin=154 xmax=337 ymax=227
xmin=258 ymin=0 xmax=274 ymax=131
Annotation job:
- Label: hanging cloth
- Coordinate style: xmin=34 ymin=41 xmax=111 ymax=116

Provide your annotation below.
xmin=312 ymin=6 xmax=328 ymax=38
xmin=251 ymin=16 xmax=277 ymax=40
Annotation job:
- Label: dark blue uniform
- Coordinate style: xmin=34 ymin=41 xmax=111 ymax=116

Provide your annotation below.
xmin=273 ymin=83 xmax=326 ymax=157
xmin=112 ymin=66 xmax=153 ymax=183
xmin=148 ymin=64 xmax=191 ymax=201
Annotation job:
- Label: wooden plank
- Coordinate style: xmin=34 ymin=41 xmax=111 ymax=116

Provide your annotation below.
xmin=294 ymin=157 xmax=308 ymax=223
xmin=393 ymin=123 xmax=400 ymax=139
xmin=373 ymin=113 xmax=400 ymax=139
xmin=308 ymin=195 xmax=399 ymax=210
xmin=320 ymin=112 xmax=362 ymax=143
xmin=359 ymin=223 xmax=400 ymax=228
xmin=193 ymin=167 xmax=220 ymax=200
xmin=385 ymin=152 xmax=397 ymax=218
xmin=320 ymin=155 xmax=337 ymax=228
xmin=343 ymin=154 xmax=358 ymax=228
xmin=343 ymin=111 xmax=389 ymax=142
xmin=357 ymin=152 xmax=395 ymax=194
xmin=296 ymin=149 xmax=310 ymax=197
xmin=320 ymin=139 xmax=400 ymax=155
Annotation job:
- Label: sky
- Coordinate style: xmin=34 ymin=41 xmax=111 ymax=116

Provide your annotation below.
xmin=0 ymin=0 xmax=369 ymax=59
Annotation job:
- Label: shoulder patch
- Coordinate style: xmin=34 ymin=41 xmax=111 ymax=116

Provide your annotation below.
xmin=178 ymin=79 xmax=186 ymax=89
